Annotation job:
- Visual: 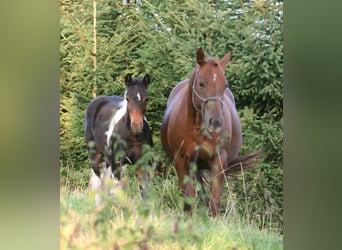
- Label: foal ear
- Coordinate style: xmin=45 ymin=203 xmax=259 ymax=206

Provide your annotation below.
xmin=125 ymin=73 xmax=133 ymax=86
xmin=196 ymin=48 xmax=205 ymax=65
xmin=220 ymin=52 xmax=231 ymax=69
xmin=143 ymin=74 xmax=150 ymax=87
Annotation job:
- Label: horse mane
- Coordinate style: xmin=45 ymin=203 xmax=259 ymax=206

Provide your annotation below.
xmin=188 ymin=66 xmax=198 ymax=85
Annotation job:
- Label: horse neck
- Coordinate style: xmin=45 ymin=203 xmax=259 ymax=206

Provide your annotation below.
xmin=187 ymin=67 xmax=202 ymax=125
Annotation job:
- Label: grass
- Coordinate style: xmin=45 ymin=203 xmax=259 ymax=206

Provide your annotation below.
xmin=60 ymin=173 xmax=282 ymax=250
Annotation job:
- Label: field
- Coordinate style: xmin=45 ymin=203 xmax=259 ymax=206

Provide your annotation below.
xmin=60 ymin=2 xmax=284 ymax=248
xmin=60 ymin=171 xmax=282 ymax=250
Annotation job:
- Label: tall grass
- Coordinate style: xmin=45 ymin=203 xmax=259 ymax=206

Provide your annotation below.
xmin=60 ymin=168 xmax=282 ymax=250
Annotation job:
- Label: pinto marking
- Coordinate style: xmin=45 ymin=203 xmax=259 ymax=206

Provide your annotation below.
xmin=105 ymin=99 xmax=127 ymax=146
xmin=85 ymin=73 xmax=153 ymax=206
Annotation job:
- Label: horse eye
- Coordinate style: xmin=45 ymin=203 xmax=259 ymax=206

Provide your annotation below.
xmin=199 ymin=82 xmax=205 ymax=88
xmin=144 ymin=97 xmax=148 ymax=102
xmin=126 ymin=97 xmax=130 ymax=102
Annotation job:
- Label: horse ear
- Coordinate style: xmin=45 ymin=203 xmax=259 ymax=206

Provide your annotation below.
xmin=125 ymin=73 xmax=132 ymax=86
xmin=143 ymin=74 xmax=150 ymax=87
xmin=196 ymin=48 xmax=205 ymax=65
xmin=220 ymin=52 xmax=231 ymax=69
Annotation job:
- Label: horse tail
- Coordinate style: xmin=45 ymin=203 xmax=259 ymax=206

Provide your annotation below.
xmin=227 ymin=151 xmax=262 ymax=173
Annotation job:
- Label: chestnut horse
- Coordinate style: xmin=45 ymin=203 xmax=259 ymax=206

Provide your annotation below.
xmin=161 ymin=48 xmax=259 ymax=216
xmin=85 ymin=74 xmax=153 ymax=205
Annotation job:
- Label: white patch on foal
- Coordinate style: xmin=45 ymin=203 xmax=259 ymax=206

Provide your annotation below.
xmin=90 ymin=168 xmax=102 ymax=206
xmin=103 ymin=167 xmax=120 ymax=195
xmin=105 ymin=95 xmax=127 ymax=146
xmin=137 ymin=92 xmax=141 ymax=101
xmin=90 ymin=167 xmax=121 ymax=206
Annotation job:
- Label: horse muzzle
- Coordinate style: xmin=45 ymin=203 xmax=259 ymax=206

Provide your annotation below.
xmin=207 ymin=117 xmax=223 ymax=134
xmin=131 ymin=121 xmax=143 ymax=134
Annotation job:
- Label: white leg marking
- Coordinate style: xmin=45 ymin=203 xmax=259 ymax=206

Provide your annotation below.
xmin=90 ymin=168 xmax=102 ymax=206
xmin=90 ymin=168 xmax=102 ymax=191
xmin=95 ymin=193 xmax=102 ymax=206
xmin=103 ymin=167 xmax=114 ymax=195
xmin=105 ymin=99 xmax=127 ymax=146
xmin=104 ymin=166 xmax=114 ymax=179
xmin=102 ymin=167 xmax=121 ymax=195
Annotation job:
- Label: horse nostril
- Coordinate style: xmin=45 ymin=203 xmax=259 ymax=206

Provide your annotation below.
xmin=209 ymin=118 xmax=223 ymax=128
xmin=209 ymin=118 xmax=213 ymax=126
xmin=217 ymin=118 xmax=223 ymax=127
xmin=132 ymin=121 xmax=143 ymax=132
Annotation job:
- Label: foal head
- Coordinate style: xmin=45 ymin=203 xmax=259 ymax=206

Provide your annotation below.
xmin=124 ymin=73 xmax=150 ymax=134
xmin=191 ymin=48 xmax=231 ymax=135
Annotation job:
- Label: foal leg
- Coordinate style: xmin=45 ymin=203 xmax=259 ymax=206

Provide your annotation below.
xmin=101 ymin=140 xmax=121 ymax=196
xmin=109 ymin=134 xmax=126 ymax=180
xmin=136 ymin=164 xmax=148 ymax=198
xmin=103 ymin=165 xmax=122 ymax=196
xmin=89 ymin=152 xmax=103 ymax=206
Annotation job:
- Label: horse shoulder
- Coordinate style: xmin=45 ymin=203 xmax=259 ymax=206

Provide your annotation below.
xmin=162 ymin=79 xmax=193 ymax=158
xmin=87 ymin=96 xmax=122 ymax=121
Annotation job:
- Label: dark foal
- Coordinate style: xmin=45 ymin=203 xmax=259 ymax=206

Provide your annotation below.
xmin=85 ymin=74 xmax=153 ymax=204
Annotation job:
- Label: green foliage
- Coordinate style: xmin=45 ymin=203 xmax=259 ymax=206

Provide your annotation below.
xmin=227 ymin=107 xmax=283 ymax=231
xmin=60 ymin=0 xmax=283 ymax=231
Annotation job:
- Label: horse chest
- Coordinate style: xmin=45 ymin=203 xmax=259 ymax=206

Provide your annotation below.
xmin=181 ymin=135 xmax=218 ymax=161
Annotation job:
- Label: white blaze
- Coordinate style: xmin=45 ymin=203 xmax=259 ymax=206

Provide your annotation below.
xmin=213 ymin=73 xmax=217 ymax=82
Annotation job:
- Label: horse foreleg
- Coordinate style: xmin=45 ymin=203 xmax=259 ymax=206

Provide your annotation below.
xmin=136 ymin=165 xmax=148 ymax=198
xmin=175 ymin=156 xmax=196 ymax=213
xmin=88 ymin=141 xmax=101 ymax=177
xmin=209 ymin=152 xmax=227 ymax=217
xmin=109 ymin=134 xmax=124 ymax=180
xmin=89 ymin=152 xmax=103 ymax=206
xmin=90 ymin=168 xmax=102 ymax=206
xmin=196 ymin=170 xmax=209 ymax=207
xmin=89 ymin=152 xmax=102 ymax=188
xmin=209 ymin=165 xmax=224 ymax=216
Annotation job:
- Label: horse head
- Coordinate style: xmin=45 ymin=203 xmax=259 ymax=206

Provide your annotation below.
xmin=191 ymin=48 xmax=231 ymax=136
xmin=124 ymin=73 xmax=150 ymax=134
